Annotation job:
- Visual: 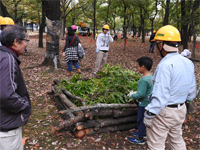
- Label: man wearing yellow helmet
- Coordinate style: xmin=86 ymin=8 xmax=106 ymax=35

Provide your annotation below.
xmin=1 ymin=17 xmax=15 ymax=30
xmin=94 ymin=24 xmax=113 ymax=74
xmin=149 ymin=30 xmax=156 ymax=53
xmin=143 ymin=25 xmax=196 ymax=149
xmin=0 ymin=17 xmax=15 ymax=46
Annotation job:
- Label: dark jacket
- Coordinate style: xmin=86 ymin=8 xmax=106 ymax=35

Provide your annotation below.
xmin=63 ymin=35 xmax=80 ymax=51
xmin=0 ymin=46 xmax=31 ymax=132
xmin=149 ymin=33 xmax=156 ymax=43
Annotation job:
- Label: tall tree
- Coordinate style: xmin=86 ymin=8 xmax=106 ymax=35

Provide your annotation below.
xmin=41 ymin=0 xmax=61 ymax=70
xmin=0 ymin=1 xmax=10 ymax=17
xmin=163 ymin=0 xmax=170 ymax=25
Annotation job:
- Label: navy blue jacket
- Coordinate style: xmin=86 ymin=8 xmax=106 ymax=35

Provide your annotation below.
xmin=0 ymin=46 xmax=31 ymax=132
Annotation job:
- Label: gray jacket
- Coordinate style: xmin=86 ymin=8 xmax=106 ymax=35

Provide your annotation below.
xmin=0 ymin=46 xmax=31 ymax=132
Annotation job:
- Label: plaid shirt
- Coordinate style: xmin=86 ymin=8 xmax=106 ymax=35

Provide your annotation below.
xmin=65 ymin=46 xmax=79 ymax=62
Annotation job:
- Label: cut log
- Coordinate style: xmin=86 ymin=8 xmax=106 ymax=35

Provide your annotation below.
xmin=57 ymin=92 xmax=83 ymax=116
xmin=76 ymin=120 xmax=100 ymax=130
xmin=61 ymin=103 xmax=137 ymax=115
xmin=53 ymin=79 xmax=87 ymax=106
xmin=85 ymin=108 xmax=137 ymax=119
xmin=76 ymin=115 xmax=137 ymax=130
xmin=75 ymin=123 xmax=137 ymax=138
xmin=53 ymin=96 xmax=70 ymax=120
xmin=62 ymin=89 xmax=87 ymax=106
xmin=51 ymin=114 xmax=85 ymax=133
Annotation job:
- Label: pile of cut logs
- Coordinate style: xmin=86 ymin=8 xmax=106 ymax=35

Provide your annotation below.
xmin=50 ymin=79 xmax=138 ymax=138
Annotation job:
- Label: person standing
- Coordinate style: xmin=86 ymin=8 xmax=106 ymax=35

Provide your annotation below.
xmin=0 ymin=16 xmax=3 ymax=46
xmin=71 ymin=25 xmax=77 ymax=33
xmin=144 ymin=25 xmax=196 ymax=150
xmin=94 ymin=24 xmax=113 ymax=74
xmin=0 ymin=25 xmax=31 ymax=150
xmin=149 ymin=30 xmax=156 ymax=53
xmin=180 ymin=49 xmax=193 ymax=112
xmin=63 ymin=27 xmax=81 ymax=76
xmin=127 ymin=56 xmax=153 ymax=145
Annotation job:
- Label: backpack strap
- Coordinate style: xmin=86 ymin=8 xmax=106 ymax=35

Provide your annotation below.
xmin=68 ymin=36 xmax=75 ymax=47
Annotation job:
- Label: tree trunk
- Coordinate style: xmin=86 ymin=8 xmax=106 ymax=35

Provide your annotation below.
xmin=163 ymin=0 xmax=170 ymax=25
xmin=181 ymin=0 xmax=188 ymax=49
xmin=41 ymin=0 xmax=61 ymax=70
xmin=93 ymin=0 xmax=96 ymax=39
xmin=39 ymin=3 xmax=45 ymax=48
xmin=140 ymin=7 xmax=145 ymax=43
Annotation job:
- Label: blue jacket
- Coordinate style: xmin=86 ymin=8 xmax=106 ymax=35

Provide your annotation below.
xmin=0 ymin=46 xmax=31 ymax=132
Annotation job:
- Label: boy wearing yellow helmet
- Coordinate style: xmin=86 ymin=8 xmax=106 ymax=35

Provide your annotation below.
xmin=143 ymin=25 xmax=196 ymax=150
xmin=94 ymin=24 xmax=113 ymax=74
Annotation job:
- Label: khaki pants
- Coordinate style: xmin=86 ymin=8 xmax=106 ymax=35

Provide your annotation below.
xmin=0 ymin=127 xmax=23 ymax=150
xmin=94 ymin=51 xmax=108 ymax=72
xmin=146 ymin=104 xmax=186 ymax=150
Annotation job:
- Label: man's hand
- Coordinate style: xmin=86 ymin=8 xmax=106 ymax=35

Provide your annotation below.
xmin=96 ymin=49 xmax=99 ymax=53
xmin=143 ymin=111 xmax=155 ymax=128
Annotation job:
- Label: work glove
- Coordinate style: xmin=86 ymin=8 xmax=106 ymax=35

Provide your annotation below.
xmin=143 ymin=111 xmax=155 ymax=128
xmin=96 ymin=49 xmax=99 ymax=53
xmin=127 ymin=90 xmax=137 ymax=97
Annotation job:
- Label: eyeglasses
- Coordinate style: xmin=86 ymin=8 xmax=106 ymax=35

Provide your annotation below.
xmin=20 ymin=39 xmax=30 ymax=43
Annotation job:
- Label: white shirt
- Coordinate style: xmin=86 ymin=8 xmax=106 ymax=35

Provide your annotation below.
xmin=146 ymin=52 xmax=196 ymax=115
xmin=96 ymin=32 xmax=113 ymax=51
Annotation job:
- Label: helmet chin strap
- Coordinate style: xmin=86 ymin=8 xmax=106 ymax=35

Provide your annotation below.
xmin=156 ymin=42 xmax=165 ymax=58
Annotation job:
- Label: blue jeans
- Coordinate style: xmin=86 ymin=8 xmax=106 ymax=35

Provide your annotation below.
xmin=67 ymin=60 xmax=79 ymax=71
xmin=149 ymin=42 xmax=155 ymax=52
xmin=137 ymin=106 xmax=146 ymax=138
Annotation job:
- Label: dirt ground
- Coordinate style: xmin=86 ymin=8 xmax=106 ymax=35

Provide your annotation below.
xmin=20 ymin=35 xmax=200 ymax=150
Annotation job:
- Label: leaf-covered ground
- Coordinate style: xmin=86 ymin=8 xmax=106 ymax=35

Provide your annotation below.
xmin=20 ymin=33 xmax=200 ymax=150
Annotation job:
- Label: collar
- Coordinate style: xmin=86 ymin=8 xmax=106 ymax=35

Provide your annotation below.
xmin=5 ymin=46 xmax=19 ymax=57
xmin=160 ymin=52 xmax=178 ymax=64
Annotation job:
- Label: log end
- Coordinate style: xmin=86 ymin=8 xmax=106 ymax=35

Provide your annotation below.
xmin=59 ymin=110 xmax=65 ymax=114
xmin=85 ymin=114 xmax=89 ymax=118
xmin=76 ymin=125 xmax=83 ymax=130
xmin=75 ymin=130 xmax=86 ymax=138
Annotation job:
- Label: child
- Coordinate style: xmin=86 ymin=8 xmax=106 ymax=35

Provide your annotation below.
xmin=127 ymin=56 xmax=153 ymax=145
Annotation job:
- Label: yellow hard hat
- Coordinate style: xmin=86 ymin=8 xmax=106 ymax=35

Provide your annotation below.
xmin=102 ymin=24 xmax=109 ymax=30
xmin=153 ymin=30 xmax=156 ymax=33
xmin=1 ymin=17 xmax=15 ymax=25
xmin=0 ymin=16 xmax=3 ymax=24
xmin=154 ymin=25 xmax=181 ymax=42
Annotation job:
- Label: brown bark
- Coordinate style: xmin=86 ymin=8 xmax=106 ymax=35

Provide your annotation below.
xmin=62 ymin=90 xmax=87 ymax=106
xmin=75 ymin=123 xmax=137 ymax=138
xmin=57 ymin=92 xmax=83 ymax=116
xmin=76 ymin=115 xmax=137 ymax=130
xmin=62 ymin=103 xmax=137 ymax=115
xmin=53 ymin=79 xmax=87 ymax=106
xmin=85 ymin=108 xmax=137 ymax=119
